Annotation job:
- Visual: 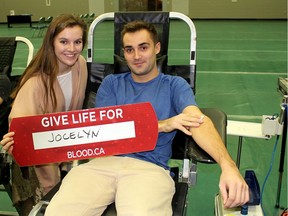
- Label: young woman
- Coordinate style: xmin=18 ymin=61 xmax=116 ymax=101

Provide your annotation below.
xmin=0 ymin=14 xmax=88 ymax=215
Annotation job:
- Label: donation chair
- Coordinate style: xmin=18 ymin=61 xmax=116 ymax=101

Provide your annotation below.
xmin=0 ymin=36 xmax=33 ymax=77
xmin=0 ymin=36 xmax=34 ymax=215
xmin=85 ymin=10 xmax=227 ymax=188
xmin=0 ymin=36 xmax=34 ymax=138
xmin=29 ymin=12 xmax=227 ymax=216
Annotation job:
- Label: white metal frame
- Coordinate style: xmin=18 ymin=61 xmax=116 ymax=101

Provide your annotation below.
xmin=15 ymin=36 xmax=34 ymax=66
xmin=87 ymin=12 xmax=196 ymax=66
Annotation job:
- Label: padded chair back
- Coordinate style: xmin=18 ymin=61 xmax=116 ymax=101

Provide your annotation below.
xmin=114 ymin=12 xmax=170 ymax=58
xmin=0 ymin=36 xmax=34 ymax=137
xmin=0 ymin=37 xmax=34 ymax=76
xmin=0 ymin=36 xmax=33 ymax=139
xmin=85 ymin=12 xmax=197 ymax=107
xmin=0 ymin=37 xmax=17 ymax=76
xmin=0 ymin=36 xmax=33 ymax=80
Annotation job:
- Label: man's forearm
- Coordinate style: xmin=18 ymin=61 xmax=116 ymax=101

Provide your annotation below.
xmin=190 ymin=115 xmax=236 ymax=169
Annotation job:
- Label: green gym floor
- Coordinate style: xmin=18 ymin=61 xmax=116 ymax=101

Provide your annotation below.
xmin=0 ymin=19 xmax=287 ymax=216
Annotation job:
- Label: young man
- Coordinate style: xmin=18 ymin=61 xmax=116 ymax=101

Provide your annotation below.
xmin=45 ymin=20 xmax=249 ymax=216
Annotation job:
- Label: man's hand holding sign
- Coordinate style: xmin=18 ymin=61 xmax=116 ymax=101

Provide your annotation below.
xmin=10 ymin=102 xmax=158 ymax=166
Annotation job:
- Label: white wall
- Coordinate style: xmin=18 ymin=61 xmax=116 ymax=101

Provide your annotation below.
xmin=89 ymin=0 xmax=105 ymax=16
xmin=162 ymin=0 xmax=172 ymax=12
xmin=171 ymin=0 xmax=189 ymax=15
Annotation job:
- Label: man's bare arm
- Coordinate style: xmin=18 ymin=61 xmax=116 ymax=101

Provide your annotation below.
xmin=183 ymin=105 xmax=249 ymax=208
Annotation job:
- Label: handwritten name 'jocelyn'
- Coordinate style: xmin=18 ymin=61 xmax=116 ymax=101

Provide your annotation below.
xmin=48 ymin=127 xmax=101 ymax=142
xmin=32 ymin=121 xmax=136 ymax=150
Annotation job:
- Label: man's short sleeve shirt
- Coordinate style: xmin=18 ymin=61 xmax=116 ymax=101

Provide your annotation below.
xmin=96 ymin=72 xmax=197 ymax=169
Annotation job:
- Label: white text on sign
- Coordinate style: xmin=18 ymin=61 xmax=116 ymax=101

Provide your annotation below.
xmin=67 ymin=148 xmax=105 ymax=159
xmin=41 ymin=108 xmax=124 ymax=127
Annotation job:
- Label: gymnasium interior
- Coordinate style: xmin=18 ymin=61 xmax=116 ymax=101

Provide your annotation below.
xmin=0 ymin=0 xmax=287 ymax=215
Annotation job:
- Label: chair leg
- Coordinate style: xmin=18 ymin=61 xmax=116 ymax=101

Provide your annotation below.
xmin=172 ymin=182 xmax=188 ymax=216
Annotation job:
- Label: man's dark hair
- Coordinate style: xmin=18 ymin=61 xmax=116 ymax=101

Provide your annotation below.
xmin=121 ymin=20 xmax=159 ymax=45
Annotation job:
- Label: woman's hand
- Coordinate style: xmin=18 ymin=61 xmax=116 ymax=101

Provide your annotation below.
xmin=1 ymin=132 xmax=15 ymax=154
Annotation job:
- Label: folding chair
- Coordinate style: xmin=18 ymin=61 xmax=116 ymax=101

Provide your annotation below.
xmin=0 ymin=36 xmax=34 ymax=215
xmin=88 ymin=13 xmax=96 ymax=24
xmin=45 ymin=16 xmax=53 ymax=28
xmin=29 ymin=11 xmax=227 ymax=216
xmin=0 ymin=36 xmax=34 ymax=133
xmin=31 ymin=17 xmax=46 ymax=37
xmin=82 ymin=13 xmax=90 ymax=23
xmin=0 ymin=36 xmax=33 ymax=76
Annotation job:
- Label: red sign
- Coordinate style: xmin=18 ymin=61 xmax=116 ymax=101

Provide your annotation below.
xmin=10 ymin=102 xmax=158 ymax=166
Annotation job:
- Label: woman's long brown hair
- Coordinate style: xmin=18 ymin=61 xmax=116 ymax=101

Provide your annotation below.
xmin=11 ymin=14 xmax=87 ymax=113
